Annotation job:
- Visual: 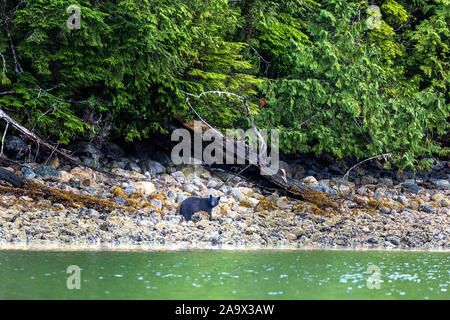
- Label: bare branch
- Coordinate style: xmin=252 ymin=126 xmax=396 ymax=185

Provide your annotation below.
xmin=0 ymin=86 xmax=104 ymax=105
xmin=343 ymin=152 xmax=393 ymax=181
xmin=250 ymin=46 xmax=270 ymax=74
xmin=0 ymin=51 xmax=7 ymax=78
xmin=31 ymin=105 xmax=56 ymax=132
xmin=242 ymin=95 xmax=266 ymax=157
xmin=177 ymin=89 xmax=270 ymax=171
xmin=0 ymin=122 xmax=9 ymax=157
xmin=2 ymin=3 xmax=23 ymax=74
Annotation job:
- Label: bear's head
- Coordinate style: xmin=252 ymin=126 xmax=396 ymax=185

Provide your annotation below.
xmin=209 ymin=195 xmax=221 ymax=208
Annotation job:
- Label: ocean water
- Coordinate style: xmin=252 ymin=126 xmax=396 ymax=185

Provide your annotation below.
xmin=0 ymin=249 xmax=448 ymax=299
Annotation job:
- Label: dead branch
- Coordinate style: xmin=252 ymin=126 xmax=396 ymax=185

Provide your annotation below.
xmin=249 ymin=46 xmax=270 ymax=74
xmin=2 ymin=3 xmax=23 ymax=74
xmin=178 ymin=89 xmax=269 ymax=168
xmin=176 ymin=89 xmax=341 ymax=209
xmin=242 ymin=95 xmax=267 ymax=160
xmin=0 ymin=167 xmax=23 ymax=188
xmin=343 ymin=152 xmax=393 ymax=181
xmin=31 ymin=105 xmax=56 ymax=132
xmin=0 ymin=50 xmax=7 ymax=78
xmin=0 ymin=86 xmax=104 ymax=105
xmin=0 ymin=107 xmax=147 ymax=182
xmin=0 ymin=122 xmax=8 ymax=157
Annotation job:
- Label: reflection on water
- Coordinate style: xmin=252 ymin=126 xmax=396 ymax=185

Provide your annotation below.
xmin=0 ymin=250 xmax=448 ymax=299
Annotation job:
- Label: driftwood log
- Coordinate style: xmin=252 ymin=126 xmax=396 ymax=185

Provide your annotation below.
xmin=179 ymin=119 xmax=341 ymax=215
xmin=0 ymin=166 xmax=23 ymax=188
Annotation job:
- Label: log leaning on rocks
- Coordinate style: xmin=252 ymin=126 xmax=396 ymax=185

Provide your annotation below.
xmin=179 ymin=120 xmax=340 ymax=214
xmin=177 ymin=90 xmax=334 ymax=202
xmin=0 ymin=167 xmax=23 ymax=188
xmin=0 ymin=107 xmax=148 ymax=182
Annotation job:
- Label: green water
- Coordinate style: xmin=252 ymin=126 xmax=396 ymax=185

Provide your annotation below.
xmin=0 ymin=250 xmax=448 ymax=300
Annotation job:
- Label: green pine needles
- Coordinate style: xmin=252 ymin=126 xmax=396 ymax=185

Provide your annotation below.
xmin=0 ymin=0 xmax=448 ymax=170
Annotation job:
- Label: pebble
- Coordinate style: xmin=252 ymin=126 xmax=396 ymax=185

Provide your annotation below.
xmin=230 ymin=188 xmax=245 ymax=201
xmin=87 ymin=209 xmax=100 ymax=219
xmin=402 ymin=183 xmax=424 ymax=194
xmin=361 ymin=175 xmax=377 ymax=185
xmin=34 ymin=166 xmax=60 ymax=181
xmin=21 ymin=167 xmax=36 ymax=179
xmin=421 ymin=204 xmax=436 ymax=214
xmin=431 ymin=179 xmax=450 ymax=190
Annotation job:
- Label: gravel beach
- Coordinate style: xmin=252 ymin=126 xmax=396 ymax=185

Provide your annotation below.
xmin=0 ymin=158 xmax=448 ymax=251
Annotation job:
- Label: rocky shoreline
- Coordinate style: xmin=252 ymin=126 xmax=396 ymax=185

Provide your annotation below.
xmin=0 ymin=137 xmax=448 ymax=251
xmin=0 ymin=150 xmax=449 ymax=252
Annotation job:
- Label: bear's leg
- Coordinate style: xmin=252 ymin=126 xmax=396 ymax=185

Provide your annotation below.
xmin=207 ymin=208 xmax=212 ymax=221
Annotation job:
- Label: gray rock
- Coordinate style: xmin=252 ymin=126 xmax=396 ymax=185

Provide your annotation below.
xmin=87 ymin=208 xmax=100 ymax=219
xmin=123 ymin=186 xmax=137 ymax=195
xmin=139 ymin=159 xmax=165 ymax=175
xmin=431 ymin=179 xmax=450 ymax=190
xmin=176 ymin=193 xmax=187 ymax=203
xmin=397 ymin=196 xmax=407 ymax=205
xmin=5 ymin=136 xmax=28 ymax=159
xmin=150 ymin=199 xmax=162 ymax=210
xmin=152 ymin=151 xmax=173 ymax=167
xmin=21 ymin=167 xmax=36 ymax=179
xmin=77 ymin=141 xmax=103 ymax=157
xmin=402 ymin=183 xmax=424 ymax=193
xmin=125 ymin=162 xmax=142 ymax=173
xmin=356 ymin=187 xmax=367 ymax=195
xmin=114 ymin=196 xmax=126 ymax=206
xmin=230 ymin=188 xmax=245 ymax=201
xmin=171 ymin=171 xmax=186 ymax=183
xmin=167 ymin=190 xmax=176 ymax=199
xmin=183 ymin=184 xmax=198 ymax=194
xmin=163 ymin=215 xmax=182 ymax=224
xmin=421 ymin=204 xmax=436 ymax=214
xmin=81 ymin=188 xmax=97 ymax=195
xmin=335 ymin=184 xmax=352 ymax=196
xmin=379 ymin=178 xmax=393 ymax=187
xmin=380 ymin=207 xmax=391 ymax=214
xmin=101 ymin=142 xmax=125 ymax=159
xmin=247 ymin=198 xmax=260 ymax=207
xmin=34 ymin=166 xmax=60 ymax=181
xmin=107 ymin=160 xmax=127 ymax=169
xmin=361 ymin=175 xmax=378 ymax=185
xmin=81 ymin=156 xmax=99 ymax=168
xmin=206 ymin=178 xmax=221 ymax=189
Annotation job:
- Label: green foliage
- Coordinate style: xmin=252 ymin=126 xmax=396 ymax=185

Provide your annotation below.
xmin=248 ymin=0 xmax=449 ymax=169
xmin=0 ymin=0 xmax=448 ymax=170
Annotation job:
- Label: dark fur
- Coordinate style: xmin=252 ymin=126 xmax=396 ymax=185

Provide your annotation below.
xmin=179 ymin=195 xmax=220 ymax=221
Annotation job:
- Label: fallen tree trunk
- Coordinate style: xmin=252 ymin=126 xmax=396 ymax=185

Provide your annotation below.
xmin=0 ymin=107 xmax=148 ymax=182
xmin=177 ymin=89 xmax=342 ymax=213
xmin=179 ymin=119 xmax=340 ymax=214
xmin=0 ymin=166 xmax=23 ymax=188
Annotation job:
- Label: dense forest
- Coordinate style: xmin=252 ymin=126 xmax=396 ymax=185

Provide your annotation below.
xmin=0 ymin=0 xmax=448 ymax=170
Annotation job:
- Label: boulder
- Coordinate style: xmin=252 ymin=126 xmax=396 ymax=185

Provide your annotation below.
xmin=5 ymin=136 xmax=28 ymax=159
xmin=34 ymin=166 xmax=60 ymax=181
xmin=101 ymin=142 xmax=125 ymax=159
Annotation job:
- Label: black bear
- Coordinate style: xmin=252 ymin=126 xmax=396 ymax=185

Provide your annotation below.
xmin=178 ymin=195 xmax=221 ymax=221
